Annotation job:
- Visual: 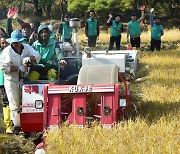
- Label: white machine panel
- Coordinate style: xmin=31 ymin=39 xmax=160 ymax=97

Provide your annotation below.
xmin=22 ymin=84 xmax=47 ymax=113
xmin=90 ymin=50 xmax=139 ymax=72
xmin=82 ymin=54 xmax=127 ymax=73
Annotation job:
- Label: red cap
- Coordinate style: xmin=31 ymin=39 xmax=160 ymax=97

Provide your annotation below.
xmin=22 ymin=23 xmax=31 ymax=29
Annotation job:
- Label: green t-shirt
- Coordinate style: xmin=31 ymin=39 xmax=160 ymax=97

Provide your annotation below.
xmin=128 ymin=20 xmax=141 ymax=37
xmin=110 ymin=20 xmax=122 ymax=37
xmin=87 ymin=18 xmax=98 ymax=36
xmin=61 ymin=22 xmax=72 ymax=39
xmin=151 ymin=24 xmax=163 ymax=40
xmin=32 ymin=39 xmax=64 ymax=66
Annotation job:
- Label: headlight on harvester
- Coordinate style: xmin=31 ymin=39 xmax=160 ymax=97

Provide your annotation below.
xmin=119 ymin=99 xmax=126 ymax=107
xmin=35 ymin=100 xmax=43 ymax=109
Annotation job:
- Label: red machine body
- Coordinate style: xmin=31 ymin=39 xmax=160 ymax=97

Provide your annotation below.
xmin=20 ymin=67 xmax=130 ymax=131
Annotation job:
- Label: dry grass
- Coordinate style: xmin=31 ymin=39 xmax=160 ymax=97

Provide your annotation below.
xmin=77 ymin=28 xmax=180 ymax=44
xmin=46 ymin=49 xmax=180 ymax=154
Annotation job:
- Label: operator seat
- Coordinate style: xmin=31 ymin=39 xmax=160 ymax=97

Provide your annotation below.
xmin=77 ymin=64 xmax=118 ymax=85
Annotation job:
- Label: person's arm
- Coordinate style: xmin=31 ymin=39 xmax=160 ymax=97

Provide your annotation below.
xmin=6 ymin=18 xmax=13 ymax=37
xmin=26 ymin=44 xmax=41 ymax=64
xmin=161 ymin=27 xmax=164 ymax=36
xmin=107 ymin=14 xmax=113 ymax=26
xmin=15 ymin=17 xmax=25 ymax=27
xmin=127 ymin=24 xmax=130 ymax=42
xmin=150 ymin=8 xmax=154 ymax=27
xmin=121 ymin=24 xmax=123 ymax=33
xmin=10 ymin=66 xmax=19 ymax=72
xmin=55 ymin=42 xmax=64 ymax=62
xmin=138 ymin=10 xmax=145 ymax=23
xmin=85 ymin=21 xmax=88 ymax=37
xmin=97 ymin=20 xmax=100 ymax=36
xmin=0 ymin=49 xmax=15 ymax=73
xmin=58 ymin=23 xmax=63 ymax=36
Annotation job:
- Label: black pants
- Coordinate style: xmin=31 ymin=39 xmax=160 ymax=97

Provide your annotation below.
xmin=108 ymin=36 xmax=121 ymax=50
xmin=130 ymin=36 xmax=140 ymax=48
xmin=88 ymin=36 xmax=97 ymax=47
xmin=150 ymin=38 xmax=161 ymax=51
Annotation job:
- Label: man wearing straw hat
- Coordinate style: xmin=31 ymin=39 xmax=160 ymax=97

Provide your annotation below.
xmin=0 ymin=30 xmax=40 ymax=133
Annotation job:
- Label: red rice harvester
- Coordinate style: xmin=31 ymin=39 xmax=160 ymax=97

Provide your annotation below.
xmin=20 ymin=64 xmax=130 ymax=132
xmin=20 ymin=64 xmax=130 ymax=153
xmin=21 ymin=64 xmax=130 ymax=153
xmin=19 ymin=19 xmax=131 ymax=153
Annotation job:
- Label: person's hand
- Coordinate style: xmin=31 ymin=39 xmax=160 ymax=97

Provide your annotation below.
xmin=150 ymin=8 xmax=154 ymax=13
xmin=13 ymin=12 xmax=18 ymax=19
xmin=141 ymin=5 xmax=146 ymax=11
xmin=19 ymin=65 xmax=25 ymax=72
xmin=109 ymin=13 xmax=113 ymax=18
xmin=59 ymin=60 xmax=67 ymax=66
xmin=86 ymin=37 xmax=88 ymax=41
xmin=22 ymin=57 xmax=31 ymax=66
xmin=7 ymin=6 xmax=19 ymax=19
xmin=97 ymin=36 xmax=99 ymax=41
xmin=29 ymin=31 xmax=38 ymax=41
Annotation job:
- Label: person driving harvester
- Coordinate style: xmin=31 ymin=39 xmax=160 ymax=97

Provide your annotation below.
xmin=0 ymin=30 xmax=41 ymax=133
xmin=29 ymin=24 xmax=67 ymax=81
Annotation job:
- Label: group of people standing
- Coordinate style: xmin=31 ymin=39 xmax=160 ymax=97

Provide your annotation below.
xmin=0 ymin=6 xmax=164 ymax=134
xmin=59 ymin=7 xmax=163 ymax=52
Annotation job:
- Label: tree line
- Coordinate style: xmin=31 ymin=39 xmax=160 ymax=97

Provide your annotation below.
xmin=0 ymin=0 xmax=179 ymax=21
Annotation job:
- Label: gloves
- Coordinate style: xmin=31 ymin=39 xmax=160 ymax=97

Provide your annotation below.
xmin=86 ymin=37 xmax=88 ymax=41
xmin=109 ymin=13 xmax=113 ymax=18
xmin=19 ymin=65 xmax=25 ymax=72
xmin=150 ymin=8 xmax=154 ymax=13
xmin=141 ymin=5 xmax=146 ymax=11
xmin=22 ymin=57 xmax=31 ymax=66
xmin=59 ymin=60 xmax=67 ymax=66
xmin=7 ymin=6 xmax=19 ymax=19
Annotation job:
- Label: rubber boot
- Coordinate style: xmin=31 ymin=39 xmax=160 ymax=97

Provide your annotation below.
xmin=3 ymin=106 xmax=13 ymax=134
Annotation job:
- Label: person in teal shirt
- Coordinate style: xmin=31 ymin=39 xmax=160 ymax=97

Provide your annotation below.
xmin=150 ymin=8 xmax=164 ymax=52
xmin=58 ymin=14 xmax=72 ymax=44
xmin=127 ymin=5 xmax=145 ymax=48
xmin=85 ymin=10 xmax=100 ymax=49
xmin=107 ymin=14 xmax=123 ymax=50
xmin=30 ymin=24 xmax=66 ymax=80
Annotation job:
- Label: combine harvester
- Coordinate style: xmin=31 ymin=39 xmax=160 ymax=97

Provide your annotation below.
xmin=18 ymin=19 xmax=139 ymax=153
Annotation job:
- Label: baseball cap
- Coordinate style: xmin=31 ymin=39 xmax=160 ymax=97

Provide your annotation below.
xmin=22 ymin=23 xmax=31 ymax=29
xmin=131 ymin=12 xmax=137 ymax=16
xmin=64 ymin=14 xmax=70 ymax=18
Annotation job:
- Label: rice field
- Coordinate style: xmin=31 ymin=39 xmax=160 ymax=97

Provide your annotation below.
xmin=45 ymin=48 xmax=180 ymax=153
xmin=77 ymin=28 xmax=180 ymax=43
xmin=0 ymin=27 xmax=179 ymax=153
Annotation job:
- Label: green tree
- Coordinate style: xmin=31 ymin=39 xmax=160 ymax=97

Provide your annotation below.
xmin=67 ymin=0 xmax=93 ymax=17
xmin=39 ymin=0 xmax=55 ymax=18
